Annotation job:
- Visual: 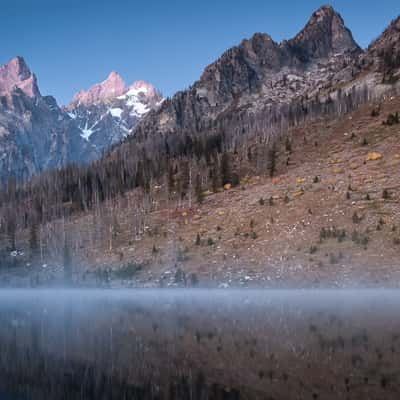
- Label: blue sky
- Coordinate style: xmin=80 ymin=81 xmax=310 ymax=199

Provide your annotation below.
xmin=1 ymin=0 xmax=399 ymax=105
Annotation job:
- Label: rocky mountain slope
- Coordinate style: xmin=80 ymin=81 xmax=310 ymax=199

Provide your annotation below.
xmin=0 ymin=56 xmax=40 ymax=98
xmin=66 ymin=73 xmax=163 ymax=152
xmin=4 ymin=93 xmax=400 ymax=288
xmin=124 ymin=7 xmax=400 ymax=177
xmin=0 ymin=57 xmax=97 ymax=181
xmin=131 ymin=6 xmax=362 ymax=145
xmin=361 ymin=15 xmax=400 ymax=82
xmin=0 ymin=58 xmax=162 ymax=181
xmin=99 ymin=7 xmax=399 ymax=207
xmin=0 ymin=7 xmax=399 ymax=288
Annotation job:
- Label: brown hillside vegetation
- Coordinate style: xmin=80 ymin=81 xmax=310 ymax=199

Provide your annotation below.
xmin=3 ymin=94 xmax=400 ymax=288
xmin=2 ymin=8 xmax=400 ymax=288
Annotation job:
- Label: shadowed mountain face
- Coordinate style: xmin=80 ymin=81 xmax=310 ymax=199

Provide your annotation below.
xmin=288 ymin=5 xmax=360 ymax=61
xmin=0 ymin=58 xmax=97 ymax=181
xmin=130 ymin=6 xmax=363 ymax=147
xmin=201 ymin=5 xmax=360 ymax=101
xmin=362 ymin=16 xmax=400 ymax=82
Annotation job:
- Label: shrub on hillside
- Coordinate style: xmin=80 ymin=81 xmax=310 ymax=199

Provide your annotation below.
xmin=114 ymin=262 xmax=143 ymax=279
xmin=384 ymin=112 xmax=400 ymax=126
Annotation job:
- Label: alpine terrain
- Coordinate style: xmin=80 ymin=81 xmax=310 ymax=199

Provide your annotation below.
xmin=66 ymin=73 xmax=163 ymax=152
xmin=0 ymin=58 xmax=162 ymax=181
xmin=0 ymin=6 xmax=399 ymax=288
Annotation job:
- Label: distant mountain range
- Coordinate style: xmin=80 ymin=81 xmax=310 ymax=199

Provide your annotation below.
xmin=0 ymin=58 xmax=162 ymax=181
xmin=0 ymin=6 xmax=399 ymax=186
xmin=131 ymin=5 xmax=394 ymax=148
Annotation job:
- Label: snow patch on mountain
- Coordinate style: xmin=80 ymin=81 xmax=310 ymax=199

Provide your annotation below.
xmin=81 ymin=122 xmax=97 ymax=141
xmin=109 ymin=108 xmax=123 ymax=118
xmin=130 ymin=102 xmax=150 ymax=116
xmin=124 ymin=86 xmax=148 ymax=97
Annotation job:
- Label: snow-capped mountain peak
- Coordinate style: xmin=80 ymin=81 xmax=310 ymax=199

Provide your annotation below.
xmin=116 ymin=80 xmax=161 ymax=117
xmin=69 ymin=71 xmax=126 ymax=108
xmin=67 ymin=73 xmax=163 ymax=149
xmin=0 ymin=57 xmax=97 ymax=181
xmin=127 ymin=80 xmax=157 ymax=97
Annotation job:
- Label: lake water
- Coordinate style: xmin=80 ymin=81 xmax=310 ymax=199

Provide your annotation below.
xmin=0 ymin=289 xmax=400 ymax=399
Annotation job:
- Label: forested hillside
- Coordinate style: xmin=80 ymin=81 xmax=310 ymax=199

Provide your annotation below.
xmin=0 ymin=8 xmax=399 ymax=287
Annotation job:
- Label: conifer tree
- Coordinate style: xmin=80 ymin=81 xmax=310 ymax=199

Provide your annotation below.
xmin=63 ymin=238 xmax=72 ymax=285
xmin=29 ymin=221 xmax=39 ymax=261
xmin=268 ymin=142 xmax=278 ymax=178
xmin=221 ymin=152 xmax=231 ymax=185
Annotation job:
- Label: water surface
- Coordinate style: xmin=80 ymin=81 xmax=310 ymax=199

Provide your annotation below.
xmin=0 ymin=289 xmax=399 ymax=399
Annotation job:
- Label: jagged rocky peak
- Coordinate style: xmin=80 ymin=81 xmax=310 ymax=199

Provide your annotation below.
xmin=0 ymin=56 xmax=40 ymax=98
xmin=289 ymin=5 xmax=361 ymax=60
xmin=195 ymin=6 xmax=362 ymax=106
xmin=363 ymin=15 xmax=400 ymax=78
xmin=66 ymin=72 xmax=163 ymax=150
xmin=369 ymin=15 xmax=400 ymax=50
xmin=126 ymin=80 xmax=159 ymax=99
xmin=0 ymin=57 xmax=97 ymax=182
xmin=393 ymin=15 xmax=400 ymax=31
xmin=0 ymin=59 xmax=164 ymax=181
xmin=68 ymin=72 xmax=162 ymax=110
xmin=69 ymin=71 xmax=127 ymax=107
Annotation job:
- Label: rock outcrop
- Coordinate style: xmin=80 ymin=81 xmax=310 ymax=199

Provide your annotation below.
xmin=0 ymin=56 xmax=41 ymax=98
xmin=69 ymin=71 xmax=127 ymax=108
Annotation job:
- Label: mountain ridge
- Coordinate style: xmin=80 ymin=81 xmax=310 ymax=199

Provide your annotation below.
xmin=0 ymin=6 xmax=400 ymax=286
xmin=69 ymin=71 xmax=127 ymax=108
xmin=66 ymin=73 xmax=163 ymax=151
xmin=124 ymin=5 xmax=365 ymax=155
xmin=0 ymin=58 xmax=163 ymax=180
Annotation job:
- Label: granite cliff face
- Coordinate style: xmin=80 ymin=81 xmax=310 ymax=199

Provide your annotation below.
xmin=0 ymin=56 xmax=40 ymax=98
xmin=362 ymin=16 xmax=400 ymax=81
xmin=288 ymin=5 xmax=360 ymax=60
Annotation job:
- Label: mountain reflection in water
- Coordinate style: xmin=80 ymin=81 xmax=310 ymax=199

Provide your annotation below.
xmin=0 ymin=289 xmax=399 ymax=399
